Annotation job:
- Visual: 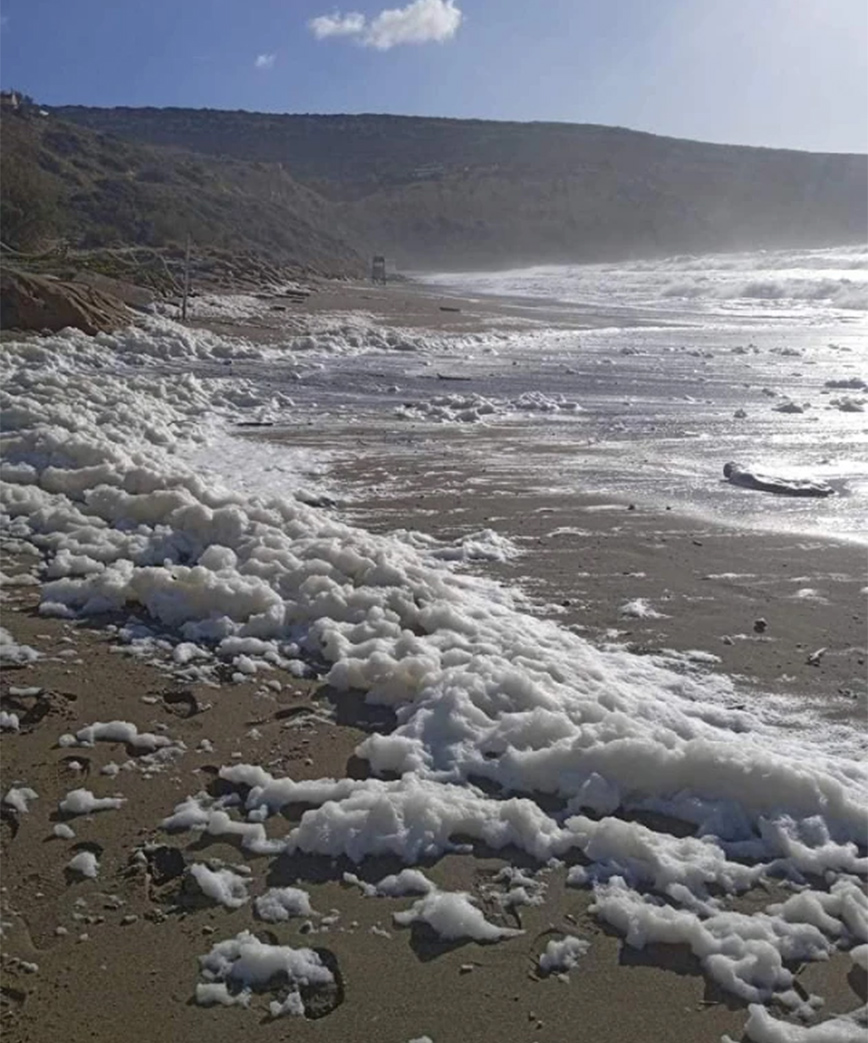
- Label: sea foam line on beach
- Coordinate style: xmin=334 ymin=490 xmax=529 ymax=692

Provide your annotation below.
xmin=1 ymin=312 xmax=866 ymax=1030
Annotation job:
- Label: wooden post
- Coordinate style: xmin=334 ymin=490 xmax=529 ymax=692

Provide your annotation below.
xmin=181 ymin=235 xmax=191 ymax=322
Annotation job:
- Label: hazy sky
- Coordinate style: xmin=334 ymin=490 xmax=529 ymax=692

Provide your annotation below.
xmin=2 ymin=0 xmax=866 ymax=152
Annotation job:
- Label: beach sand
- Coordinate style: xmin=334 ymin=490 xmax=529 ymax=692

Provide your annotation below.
xmin=186 ymin=273 xmax=655 ymax=342
xmin=2 ymin=281 xmax=865 ymax=1043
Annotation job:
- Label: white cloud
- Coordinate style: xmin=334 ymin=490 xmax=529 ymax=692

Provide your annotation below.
xmin=308 ymin=0 xmax=463 ymax=51
xmin=254 ymin=53 xmax=276 ymax=69
xmin=365 ymin=0 xmax=463 ymax=49
xmin=309 ymin=11 xmax=366 ymax=40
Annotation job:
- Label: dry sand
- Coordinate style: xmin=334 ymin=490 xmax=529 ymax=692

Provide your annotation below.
xmin=2 ymin=281 xmax=866 ymax=1043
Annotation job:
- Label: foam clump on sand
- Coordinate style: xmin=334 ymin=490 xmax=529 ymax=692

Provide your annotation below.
xmin=402 ymin=527 xmax=521 ymax=564
xmin=58 ymin=788 xmax=126 ymax=815
xmin=397 ymin=392 xmax=499 ymax=424
xmin=371 ymin=869 xmax=436 ymax=897
xmin=254 ymin=887 xmax=314 ymax=921
xmin=3 ymin=786 xmax=38 ymax=813
xmin=488 ymin=865 xmax=547 ymax=908
xmin=343 ymin=869 xmax=435 ymax=898
xmin=397 ymin=389 xmax=581 ymax=424
xmin=282 ymin=776 xmax=567 ymax=863
xmin=0 ymin=626 xmax=41 ymax=663
xmin=283 ymin=312 xmax=489 ymax=358
xmin=161 ymin=795 xmax=278 ymax=854
xmin=393 ymin=890 xmax=523 ymax=942
xmin=188 ymin=864 xmax=250 ymax=909
xmin=195 ymin=930 xmax=333 ymax=1017
xmin=166 ymin=762 xmax=867 ymax=990
xmin=512 ymin=390 xmax=582 ymax=413
xmin=60 ymin=720 xmax=175 ymax=752
xmin=538 ymin=935 xmax=590 ymax=973
xmin=66 ymin=850 xmax=100 ymax=879
xmin=726 ymin=1003 xmax=868 ymax=1043
xmin=619 ymin=597 xmax=667 ymax=619
xmin=590 ymin=877 xmax=843 ymax=1003
xmin=563 ymin=813 xmax=761 ymax=896
xmin=0 ymin=711 xmax=20 ymax=731
xmin=829 ymin=396 xmax=865 ymax=412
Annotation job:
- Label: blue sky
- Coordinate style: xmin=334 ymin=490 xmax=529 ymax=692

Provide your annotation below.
xmin=2 ymin=0 xmax=866 ymax=152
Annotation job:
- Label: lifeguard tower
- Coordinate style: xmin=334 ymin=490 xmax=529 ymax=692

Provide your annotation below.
xmin=371 ymin=256 xmax=387 ymax=285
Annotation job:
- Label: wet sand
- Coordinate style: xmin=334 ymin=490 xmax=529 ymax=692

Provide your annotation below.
xmin=2 ymin=282 xmax=866 ymax=1043
xmin=186 ymin=274 xmax=668 ymax=343
xmin=265 ymin=420 xmax=867 ymax=714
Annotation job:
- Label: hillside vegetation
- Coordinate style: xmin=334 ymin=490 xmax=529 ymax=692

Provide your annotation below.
xmin=0 ymin=107 xmax=363 ymax=276
xmin=50 ymin=107 xmax=868 ymax=268
xmin=5 ymin=102 xmax=866 ymax=273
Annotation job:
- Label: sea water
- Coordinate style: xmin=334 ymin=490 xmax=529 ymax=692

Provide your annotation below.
xmin=388 ymin=244 xmax=868 ymax=542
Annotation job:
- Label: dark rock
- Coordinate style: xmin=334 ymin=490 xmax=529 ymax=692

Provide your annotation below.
xmin=146 ymin=845 xmax=185 ymax=885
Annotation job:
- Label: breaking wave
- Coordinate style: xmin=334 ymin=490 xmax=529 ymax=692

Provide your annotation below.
xmin=662 ymin=276 xmax=868 ymax=310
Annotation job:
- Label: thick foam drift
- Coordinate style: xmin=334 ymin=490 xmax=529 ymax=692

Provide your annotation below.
xmin=2 ymin=315 xmax=866 ymax=1026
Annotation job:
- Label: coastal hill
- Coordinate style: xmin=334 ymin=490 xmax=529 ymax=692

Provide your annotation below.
xmin=8 ymin=100 xmax=868 ymax=271
xmin=0 ymin=104 xmax=363 ymax=276
xmin=50 ymin=107 xmax=867 ymax=268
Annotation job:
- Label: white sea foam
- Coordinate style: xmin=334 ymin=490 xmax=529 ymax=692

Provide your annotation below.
xmin=420 ymin=243 xmax=868 ymax=317
xmin=0 ymin=711 xmax=20 ymax=732
xmin=187 ymin=864 xmax=249 ymax=908
xmin=195 ymin=930 xmax=332 ymax=1016
xmin=1 ymin=309 xmax=866 ymax=1032
xmin=3 ymin=786 xmax=38 ymax=813
xmin=58 ymin=788 xmax=125 ymax=816
xmin=66 ymin=850 xmax=100 ymax=879
xmin=619 ymin=597 xmax=667 ymax=619
xmin=396 ymin=389 xmax=582 ymax=424
xmin=60 ymin=720 xmax=176 ymax=752
xmin=254 ymin=886 xmax=314 ymax=921
xmin=343 ymin=868 xmax=435 ymax=897
xmin=393 ymin=890 xmax=523 ymax=942
xmin=728 ymin=1003 xmax=868 ymax=1043
xmin=538 ymin=935 xmax=590 ymax=974
xmin=0 ymin=627 xmax=41 ymax=664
